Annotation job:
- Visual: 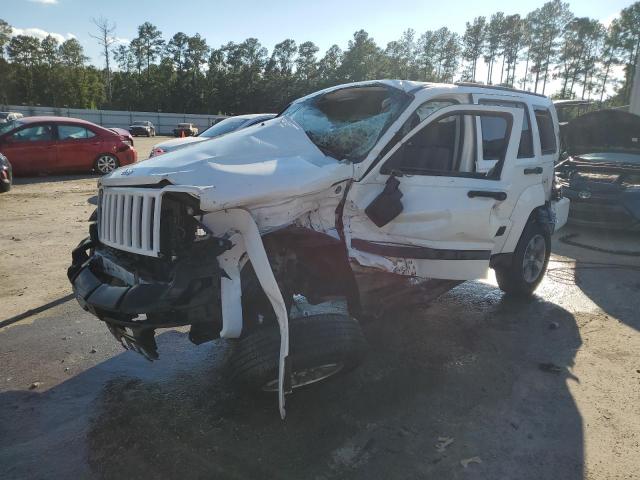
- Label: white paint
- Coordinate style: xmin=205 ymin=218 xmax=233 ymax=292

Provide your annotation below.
xmin=101 ymin=116 xmax=353 ymax=213
xmin=217 ymin=233 xmax=246 ymax=338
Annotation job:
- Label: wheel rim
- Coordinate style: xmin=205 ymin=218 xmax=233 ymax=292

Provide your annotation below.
xmin=522 ymin=234 xmax=546 ymax=283
xmin=96 ymin=155 xmax=117 ymax=174
xmin=261 ymin=362 xmax=344 ymax=392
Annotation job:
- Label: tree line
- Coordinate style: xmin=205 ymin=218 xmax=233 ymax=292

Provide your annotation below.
xmin=0 ymin=0 xmax=638 ymax=115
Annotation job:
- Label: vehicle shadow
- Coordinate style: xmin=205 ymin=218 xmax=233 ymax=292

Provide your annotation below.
xmin=13 ymin=173 xmax=99 ymax=185
xmin=551 ymin=225 xmax=640 ymax=332
xmin=0 ymin=280 xmax=583 ymax=480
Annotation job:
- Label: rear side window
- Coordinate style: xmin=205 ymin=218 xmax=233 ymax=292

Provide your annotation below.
xmin=479 ymin=100 xmax=533 ymax=158
xmin=480 ymin=116 xmax=509 ymax=160
xmin=58 ymin=125 xmax=96 ymax=140
xmin=535 ymin=108 xmax=557 ymax=154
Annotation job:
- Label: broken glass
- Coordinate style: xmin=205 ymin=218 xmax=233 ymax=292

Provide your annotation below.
xmin=283 ymin=85 xmax=410 ymax=162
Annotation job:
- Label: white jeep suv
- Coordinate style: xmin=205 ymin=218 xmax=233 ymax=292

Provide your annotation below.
xmin=69 ymin=80 xmax=569 ymax=417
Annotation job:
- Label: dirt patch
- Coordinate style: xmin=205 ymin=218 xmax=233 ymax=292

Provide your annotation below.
xmin=0 ymin=136 xmax=163 ymax=322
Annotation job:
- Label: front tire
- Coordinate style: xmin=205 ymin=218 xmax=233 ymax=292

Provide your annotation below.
xmin=228 ymin=313 xmax=368 ymax=393
xmin=94 ymin=154 xmax=120 ymax=175
xmin=495 ymin=219 xmax=550 ymax=297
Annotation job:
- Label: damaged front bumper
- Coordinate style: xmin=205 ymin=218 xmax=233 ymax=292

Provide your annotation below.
xmin=68 ymin=233 xmax=231 ymax=360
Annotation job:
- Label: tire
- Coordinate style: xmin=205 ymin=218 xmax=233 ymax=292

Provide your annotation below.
xmin=94 ymin=154 xmax=120 ymax=175
xmin=494 ymin=219 xmax=551 ymax=297
xmin=228 ymin=313 xmax=368 ymax=393
xmin=146 ymin=131 xmax=151 ymax=137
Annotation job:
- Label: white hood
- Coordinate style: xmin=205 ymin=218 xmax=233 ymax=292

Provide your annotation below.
xmin=152 ymin=135 xmax=207 ymax=152
xmin=101 ymin=117 xmax=353 ymax=211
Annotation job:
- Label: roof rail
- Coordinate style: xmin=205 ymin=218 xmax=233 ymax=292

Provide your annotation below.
xmin=454 ymin=82 xmax=548 ymax=98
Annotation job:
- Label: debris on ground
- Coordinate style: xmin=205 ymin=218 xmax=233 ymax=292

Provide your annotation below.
xmin=435 ymin=436 xmax=454 ymax=453
xmin=29 ymin=381 xmax=41 ymax=390
xmin=460 ymin=456 xmax=482 ymax=468
xmin=538 ymin=362 xmax=562 ymax=374
xmin=90 ymin=347 xmax=97 ymax=354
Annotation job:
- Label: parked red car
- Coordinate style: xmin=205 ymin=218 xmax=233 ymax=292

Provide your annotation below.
xmin=0 ymin=116 xmax=137 ymax=176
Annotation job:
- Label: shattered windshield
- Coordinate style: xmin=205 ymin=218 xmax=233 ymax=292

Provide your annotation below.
xmin=283 ymin=85 xmax=410 ymax=162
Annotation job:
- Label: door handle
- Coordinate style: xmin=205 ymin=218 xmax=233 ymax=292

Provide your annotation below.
xmin=468 ymin=190 xmax=507 ymax=201
xmin=524 ymin=167 xmax=543 ymax=174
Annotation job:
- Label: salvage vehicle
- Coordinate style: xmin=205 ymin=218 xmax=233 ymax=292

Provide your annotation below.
xmin=150 ymin=114 xmax=275 ymax=157
xmin=129 ymin=121 xmax=156 ymax=137
xmin=0 ymin=152 xmax=12 ymax=192
xmin=68 ymin=80 xmax=569 ymax=417
xmin=0 ymin=116 xmax=137 ymax=175
xmin=173 ymin=122 xmax=198 ymax=137
xmin=556 ymin=109 xmax=640 ymax=230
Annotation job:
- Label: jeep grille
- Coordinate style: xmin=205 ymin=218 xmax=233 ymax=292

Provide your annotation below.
xmin=98 ymin=187 xmax=162 ymax=257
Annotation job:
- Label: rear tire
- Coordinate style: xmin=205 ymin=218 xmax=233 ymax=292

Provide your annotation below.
xmin=94 ymin=154 xmax=120 ymax=175
xmin=228 ymin=313 xmax=368 ymax=393
xmin=494 ymin=219 xmax=550 ymax=297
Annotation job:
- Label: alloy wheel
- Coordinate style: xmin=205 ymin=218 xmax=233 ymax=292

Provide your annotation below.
xmin=522 ymin=233 xmax=546 ymax=283
xmin=96 ymin=155 xmax=117 ymax=174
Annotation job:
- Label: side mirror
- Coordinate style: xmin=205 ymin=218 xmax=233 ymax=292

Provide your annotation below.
xmin=364 ymin=174 xmax=404 ymax=228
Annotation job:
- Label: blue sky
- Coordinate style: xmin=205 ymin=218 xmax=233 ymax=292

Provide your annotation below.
xmin=4 ymin=0 xmax=635 ymax=65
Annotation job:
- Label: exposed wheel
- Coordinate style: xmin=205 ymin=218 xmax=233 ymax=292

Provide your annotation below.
xmin=94 ymin=154 xmax=120 ymax=175
xmin=228 ymin=313 xmax=368 ymax=393
xmin=495 ymin=219 xmax=550 ymax=297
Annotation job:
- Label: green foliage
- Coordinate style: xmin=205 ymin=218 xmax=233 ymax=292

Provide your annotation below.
xmin=1 ymin=2 xmax=639 ymax=113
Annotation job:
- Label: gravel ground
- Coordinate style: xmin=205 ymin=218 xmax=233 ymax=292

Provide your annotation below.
xmin=0 ymin=142 xmax=639 ymax=479
xmin=0 ymin=136 xmax=164 ymax=321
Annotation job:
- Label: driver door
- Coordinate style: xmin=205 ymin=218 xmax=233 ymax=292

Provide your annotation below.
xmin=343 ymin=104 xmax=524 ymax=280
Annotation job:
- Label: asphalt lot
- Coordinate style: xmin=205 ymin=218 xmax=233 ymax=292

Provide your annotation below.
xmin=1 ymin=140 xmax=639 ymax=479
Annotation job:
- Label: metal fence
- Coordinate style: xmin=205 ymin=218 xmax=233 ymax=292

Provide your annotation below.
xmin=1 ymin=105 xmax=226 ymax=136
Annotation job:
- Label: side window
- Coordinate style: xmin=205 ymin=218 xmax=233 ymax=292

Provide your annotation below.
xmin=10 ymin=125 xmax=54 ymax=142
xmin=377 ymin=98 xmax=459 ymax=161
xmin=399 ymin=99 xmax=459 ymax=137
xmin=58 ymin=125 xmax=96 ymax=140
xmin=382 ymin=111 xmax=510 ymax=177
xmin=479 ymin=100 xmax=533 ymax=158
xmin=535 ymin=108 xmax=557 ymax=154
xmin=480 ymin=115 xmax=509 ymax=160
